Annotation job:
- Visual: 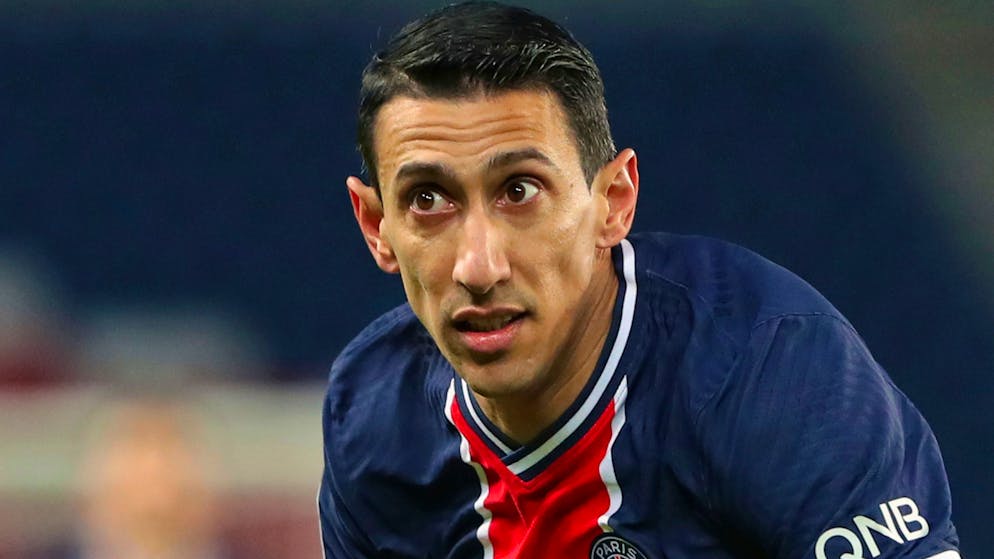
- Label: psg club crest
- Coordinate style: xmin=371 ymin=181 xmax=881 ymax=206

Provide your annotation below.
xmin=589 ymin=533 xmax=649 ymax=559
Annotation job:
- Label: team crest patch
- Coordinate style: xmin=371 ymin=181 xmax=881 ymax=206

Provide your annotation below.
xmin=589 ymin=533 xmax=649 ymax=559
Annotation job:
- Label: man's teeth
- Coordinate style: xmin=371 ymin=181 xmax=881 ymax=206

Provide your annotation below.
xmin=465 ymin=315 xmax=515 ymax=332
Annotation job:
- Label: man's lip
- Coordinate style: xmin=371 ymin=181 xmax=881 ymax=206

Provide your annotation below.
xmin=454 ymin=314 xmax=525 ymax=354
xmin=450 ymin=305 xmax=527 ymax=323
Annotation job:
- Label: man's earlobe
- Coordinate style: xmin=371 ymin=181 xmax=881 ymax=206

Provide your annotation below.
xmin=595 ymin=148 xmax=639 ymax=248
xmin=347 ymin=176 xmax=400 ymax=274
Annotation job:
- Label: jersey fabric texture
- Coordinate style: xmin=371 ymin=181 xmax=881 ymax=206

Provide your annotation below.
xmin=318 ymin=233 xmax=960 ymax=559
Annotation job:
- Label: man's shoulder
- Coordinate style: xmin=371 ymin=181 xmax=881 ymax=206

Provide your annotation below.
xmin=621 ymin=233 xmax=852 ymax=411
xmin=323 ymin=303 xmax=452 ymax=452
xmin=320 ymin=305 xmax=473 ymax=551
xmin=628 ymin=232 xmax=846 ymax=338
xmin=330 ymin=303 xmax=430 ymax=381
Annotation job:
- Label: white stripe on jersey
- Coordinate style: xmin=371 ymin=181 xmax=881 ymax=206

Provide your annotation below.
xmin=597 ymin=375 xmax=630 ymax=532
xmin=445 ymin=380 xmax=495 ymax=559
xmin=461 ymin=379 xmax=514 ymax=454
xmin=924 ymin=552 xmax=961 ymax=559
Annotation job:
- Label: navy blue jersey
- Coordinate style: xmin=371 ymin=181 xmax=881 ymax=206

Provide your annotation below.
xmin=319 ymin=233 xmax=960 ymax=559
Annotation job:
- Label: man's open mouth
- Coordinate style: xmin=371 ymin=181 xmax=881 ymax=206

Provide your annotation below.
xmin=453 ymin=313 xmax=526 ymax=333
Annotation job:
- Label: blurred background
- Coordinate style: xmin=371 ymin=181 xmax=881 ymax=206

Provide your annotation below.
xmin=1 ymin=1 xmax=991 ymax=557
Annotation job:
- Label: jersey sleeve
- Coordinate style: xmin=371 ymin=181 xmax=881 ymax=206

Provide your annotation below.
xmin=318 ymin=392 xmax=377 ymax=558
xmin=697 ymin=313 xmax=960 ymax=559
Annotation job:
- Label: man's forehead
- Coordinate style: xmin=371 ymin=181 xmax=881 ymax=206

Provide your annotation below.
xmin=372 ymin=90 xmax=579 ymax=185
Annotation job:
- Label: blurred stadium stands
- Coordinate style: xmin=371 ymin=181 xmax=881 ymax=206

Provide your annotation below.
xmin=0 ymin=1 xmax=991 ymax=557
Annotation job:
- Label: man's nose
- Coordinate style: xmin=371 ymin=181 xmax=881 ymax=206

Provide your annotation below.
xmin=452 ymin=211 xmax=511 ymax=295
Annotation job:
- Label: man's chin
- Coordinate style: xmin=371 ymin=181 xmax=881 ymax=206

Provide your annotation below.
xmin=454 ymin=360 xmax=538 ymax=400
xmin=461 ymin=378 xmax=522 ymax=400
xmin=442 ymin=338 xmax=510 ymax=368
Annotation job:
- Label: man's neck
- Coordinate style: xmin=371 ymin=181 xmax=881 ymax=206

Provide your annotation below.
xmin=473 ymin=251 xmax=619 ymax=446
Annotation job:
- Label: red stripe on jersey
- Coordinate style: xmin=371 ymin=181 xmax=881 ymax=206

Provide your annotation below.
xmin=449 ymin=397 xmax=618 ymax=558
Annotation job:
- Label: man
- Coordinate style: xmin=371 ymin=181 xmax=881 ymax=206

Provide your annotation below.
xmin=319 ymin=3 xmax=961 ymax=558
xmin=74 ymin=400 xmax=225 ymax=559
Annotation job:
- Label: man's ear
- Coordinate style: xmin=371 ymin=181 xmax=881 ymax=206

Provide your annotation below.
xmin=347 ymin=175 xmax=400 ymax=274
xmin=592 ymin=148 xmax=639 ymax=248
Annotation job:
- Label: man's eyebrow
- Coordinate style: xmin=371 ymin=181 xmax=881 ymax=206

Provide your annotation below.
xmin=485 ymin=148 xmax=560 ymax=173
xmin=394 ymin=161 xmax=459 ymax=184
xmin=392 ymin=148 xmax=559 ymax=184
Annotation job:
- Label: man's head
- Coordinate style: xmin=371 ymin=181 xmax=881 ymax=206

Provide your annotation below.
xmin=348 ymin=2 xmax=638 ymax=434
xmin=357 ymin=1 xmax=615 ymax=187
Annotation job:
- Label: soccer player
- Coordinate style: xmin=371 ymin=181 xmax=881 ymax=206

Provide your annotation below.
xmin=318 ymin=3 xmax=961 ymax=558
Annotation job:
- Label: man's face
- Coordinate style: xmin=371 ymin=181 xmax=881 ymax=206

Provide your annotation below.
xmin=359 ymin=90 xmax=620 ymax=400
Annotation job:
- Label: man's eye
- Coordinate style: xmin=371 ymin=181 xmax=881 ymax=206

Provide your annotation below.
xmin=502 ymin=180 xmax=540 ymax=205
xmin=410 ymin=189 xmax=450 ymax=213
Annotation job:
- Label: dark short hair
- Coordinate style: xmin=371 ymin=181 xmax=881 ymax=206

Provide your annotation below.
xmin=357 ymin=1 xmax=615 ymax=187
